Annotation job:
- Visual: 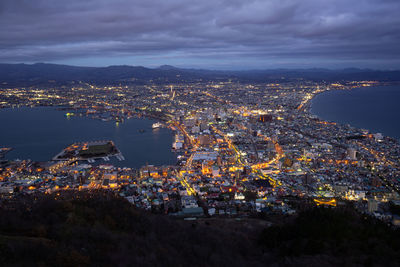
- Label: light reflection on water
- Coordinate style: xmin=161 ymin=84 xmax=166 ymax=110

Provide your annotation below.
xmin=0 ymin=107 xmax=176 ymax=168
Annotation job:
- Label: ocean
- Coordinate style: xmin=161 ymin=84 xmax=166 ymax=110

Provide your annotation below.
xmin=311 ymin=85 xmax=400 ymax=140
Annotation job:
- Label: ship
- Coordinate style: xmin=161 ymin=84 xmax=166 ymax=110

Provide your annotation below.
xmin=152 ymin=122 xmax=162 ymax=129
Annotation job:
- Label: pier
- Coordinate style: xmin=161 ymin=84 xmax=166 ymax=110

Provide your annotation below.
xmin=0 ymin=147 xmax=12 ymax=159
xmin=53 ymin=140 xmax=125 ymax=163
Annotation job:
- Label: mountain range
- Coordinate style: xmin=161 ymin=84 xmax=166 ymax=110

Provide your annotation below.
xmin=1 ymin=63 xmax=400 ymax=86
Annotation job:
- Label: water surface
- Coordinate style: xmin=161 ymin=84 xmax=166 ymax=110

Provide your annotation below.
xmin=0 ymin=107 xmax=176 ymax=168
xmin=311 ymin=85 xmax=400 ymax=140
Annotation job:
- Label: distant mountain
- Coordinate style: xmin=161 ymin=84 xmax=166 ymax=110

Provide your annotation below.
xmin=157 ymin=64 xmax=181 ymax=70
xmin=0 ymin=63 xmax=399 ymax=87
xmin=0 ymin=63 xmax=207 ymax=86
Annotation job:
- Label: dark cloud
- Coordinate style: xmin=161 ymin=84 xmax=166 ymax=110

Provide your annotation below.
xmin=0 ymin=0 xmax=399 ymax=69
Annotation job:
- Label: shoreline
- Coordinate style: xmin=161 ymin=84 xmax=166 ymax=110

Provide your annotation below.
xmin=305 ymin=84 xmax=400 ymax=142
xmin=0 ymin=106 xmax=177 ymax=168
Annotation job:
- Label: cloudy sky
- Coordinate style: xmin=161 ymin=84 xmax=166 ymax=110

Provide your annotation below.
xmin=1 ymin=0 xmax=399 ymax=69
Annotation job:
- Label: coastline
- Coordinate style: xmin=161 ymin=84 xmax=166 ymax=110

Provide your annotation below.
xmin=0 ymin=106 xmax=177 ymax=168
xmin=305 ymin=84 xmax=400 ymax=141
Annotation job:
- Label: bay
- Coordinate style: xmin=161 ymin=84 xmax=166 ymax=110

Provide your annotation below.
xmin=311 ymin=85 xmax=400 ymax=140
xmin=0 ymin=107 xmax=176 ymax=168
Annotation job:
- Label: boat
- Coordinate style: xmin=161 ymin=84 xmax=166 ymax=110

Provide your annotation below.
xmin=152 ymin=122 xmax=162 ymax=129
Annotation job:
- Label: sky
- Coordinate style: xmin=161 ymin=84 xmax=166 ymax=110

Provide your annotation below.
xmin=1 ymin=0 xmax=399 ymax=70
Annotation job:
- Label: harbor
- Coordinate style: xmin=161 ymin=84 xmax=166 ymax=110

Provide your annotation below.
xmin=0 ymin=147 xmax=12 ymax=159
xmin=53 ymin=140 xmax=125 ymax=164
xmin=0 ymin=107 xmax=176 ymax=168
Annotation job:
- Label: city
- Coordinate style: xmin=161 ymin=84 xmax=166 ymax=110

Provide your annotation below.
xmin=1 ymin=0 xmax=400 ymax=264
xmin=1 ymin=79 xmax=399 ymax=225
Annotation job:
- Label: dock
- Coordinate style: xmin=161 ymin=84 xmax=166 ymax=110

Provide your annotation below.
xmin=0 ymin=147 xmax=12 ymax=159
xmin=52 ymin=140 xmax=125 ymax=163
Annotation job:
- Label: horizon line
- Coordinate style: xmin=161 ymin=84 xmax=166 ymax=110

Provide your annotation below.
xmin=1 ymin=62 xmax=399 ymax=72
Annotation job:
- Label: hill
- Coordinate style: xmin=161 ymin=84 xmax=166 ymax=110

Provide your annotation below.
xmin=0 ymin=191 xmax=399 ymax=266
xmin=1 ymin=63 xmax=400 ymax=87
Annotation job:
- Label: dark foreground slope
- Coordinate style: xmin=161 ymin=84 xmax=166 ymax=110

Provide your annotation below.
xmin=259 ymin=207 xmax=400 ymax=266
xmin=0 ymin=191 xmax=399 ymax=267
